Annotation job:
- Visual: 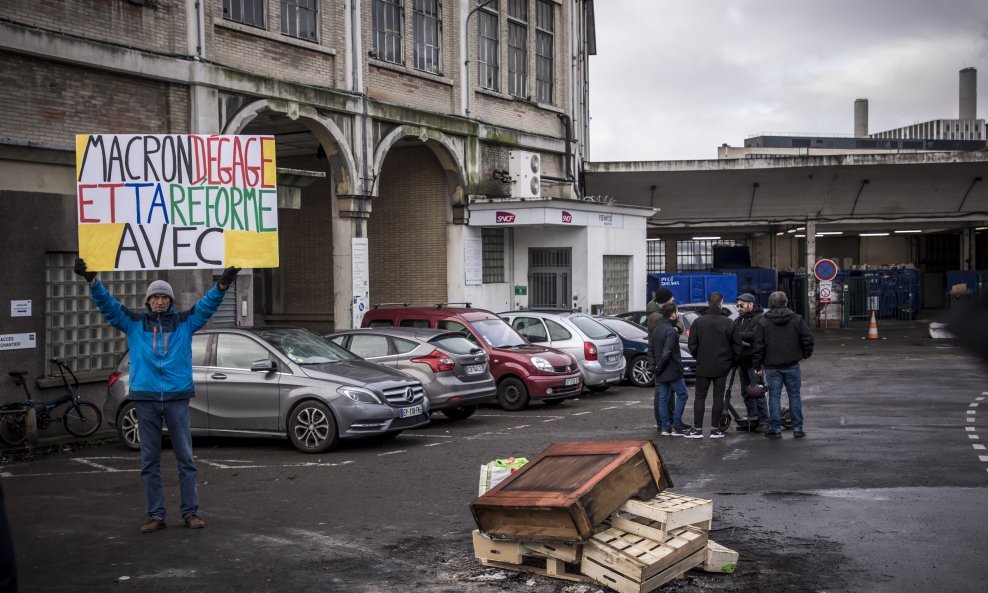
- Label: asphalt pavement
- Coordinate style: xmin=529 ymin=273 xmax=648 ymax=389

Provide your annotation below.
xmin=2 ymin=322 xmax=987 ymax=593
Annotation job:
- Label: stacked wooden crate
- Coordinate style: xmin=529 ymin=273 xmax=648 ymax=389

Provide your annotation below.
xmin=470 ymin=441 xmax=738 ymax=593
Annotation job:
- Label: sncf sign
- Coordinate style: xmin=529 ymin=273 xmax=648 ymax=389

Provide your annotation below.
xmin=561 ymin=211 xmax=573 ymax=223
xmin=495 ymin=211 xmax=516 ymax=224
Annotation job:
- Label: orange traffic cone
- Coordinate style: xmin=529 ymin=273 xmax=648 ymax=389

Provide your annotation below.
xmin=867 ymin=311 xmax=879 ymax=340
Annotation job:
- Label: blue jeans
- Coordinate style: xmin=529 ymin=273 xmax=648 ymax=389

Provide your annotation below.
xmin=655 ymin=377 xmax=689 ymax=430
xmin=739 ymin=366 xmax=769 ymax=422
xmin=764 ymin=364 xmax=804 ymax=432
xmin=135 ymin=400 xmax=198 ymax=519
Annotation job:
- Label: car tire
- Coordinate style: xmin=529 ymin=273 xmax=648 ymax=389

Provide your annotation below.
xmin=586 ymin=384 xmax=610 ymax=393
xmin=288 ymin=401 xmax=339 ymax=453
xmin=628 ymin=355 xmax=654 ymax=388
xmin=497 ymin=377 xmax=530 ymax=411
xmin=117 ymin=402 xmax=141 ymax=451
xmin=441 ymin=405 xmax=477 ymax=420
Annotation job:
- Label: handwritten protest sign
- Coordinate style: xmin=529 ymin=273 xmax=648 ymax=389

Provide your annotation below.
xmin=76 ymin=134 xmax=280 ymax=271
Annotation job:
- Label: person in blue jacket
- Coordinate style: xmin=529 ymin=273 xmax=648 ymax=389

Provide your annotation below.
xmin=74 ymin=258 xmax=240 ymax=533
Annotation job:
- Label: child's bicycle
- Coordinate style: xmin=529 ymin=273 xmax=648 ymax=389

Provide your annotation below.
xmin=0 ymin=358 xmax=103 ymax=447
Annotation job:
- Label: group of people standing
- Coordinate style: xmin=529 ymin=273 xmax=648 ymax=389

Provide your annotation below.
xmin=647 ymin=288 xmax=814 ymax=439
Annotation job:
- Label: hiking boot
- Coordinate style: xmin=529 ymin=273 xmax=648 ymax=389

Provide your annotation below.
xmin=140 ymin=517 xmax=166 ymax=533
xmin=671 ymin=426 xmax=688 ymax=437
xmin=184 ymin=514 xmax=206 ymax=529
xmin=765 ymin=430 xmax=782 ymax=439
xmin=793 ymin=430 xmax=806 ymax=438
xmin=684 ymin=427 xmax=704 ymax=439
xmin=659 ymin=428 xmax=673 ymax=436
xmin=709 ymin=429 xmax=725 ymax=439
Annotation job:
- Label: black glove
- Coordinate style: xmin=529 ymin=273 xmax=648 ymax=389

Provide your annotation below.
xmin=73 ymin=258 xmax=97 ymax=282
xmin=218 ymin=266 xmax=241 ymax=289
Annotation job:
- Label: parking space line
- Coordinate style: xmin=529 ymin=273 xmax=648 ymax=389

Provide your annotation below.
xmin=968 ymin=418 xmax=976 ymax=422
xmin=978 ymin=396 xmax=986 ymax=401
xmin=377 ymin=450 xmax=407 ymax=456
xmin=974 ymin=444 xmax=986 ymax=450
xmin=425 ymin=442 xmax=450 ymax=447
xmin=971 ymin=403 xmax=980 ymax=408
xmin=979 ymin=456 xmax=988 ymax=462
xmin=967 ymin=426 xmax=976 ymax=431
xmin=402 ymin=433 xmax=455 ymax=438
xmin=970 ymin=434 xmax=980 ymax=439
xmin=571 ymin=411 xmax=593 ymax=416
xmin=72 ymin=459 xmax=125 ymax=472
xmin=967 ymin=410 xmax=976 ymax=415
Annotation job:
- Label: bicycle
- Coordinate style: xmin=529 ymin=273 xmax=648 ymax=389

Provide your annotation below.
xmin=1 ymin=358 xmax=103 ymax=447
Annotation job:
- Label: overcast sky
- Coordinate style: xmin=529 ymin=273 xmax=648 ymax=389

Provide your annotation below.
xmin=588 ymin=0 xmax=988 ymax=162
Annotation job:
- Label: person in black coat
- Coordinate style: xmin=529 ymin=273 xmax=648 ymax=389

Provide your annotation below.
xmin=687 ymin=292 xmax=742 ymax=438
xmin=733 ymin=293 xmax=768 ymax=432
xmin=650 ymin=303 xmax=690 ymax=436
xmin=752 ymin=291 xmax=815 ymax=438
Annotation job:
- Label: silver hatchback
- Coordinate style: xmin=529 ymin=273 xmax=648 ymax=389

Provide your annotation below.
xmin=103 ymin=326 xmax=430 ymax=454
xmin=498 ymin=311 xmax=626 ymax=391
xmin=326 ymin=327 xmax=496 ymax=420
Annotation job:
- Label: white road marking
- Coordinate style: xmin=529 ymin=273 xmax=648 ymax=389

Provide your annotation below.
xmin=971 ymin=403 xmax=980 ymax=408
xmin=967 ymin=410 xmax=976 ymax=415
xmin=973 ymin=444 xmax=986 ymax=450
xmin=980 ymin=456 xmax=988 ymax=462
xmin=425 ymin=442 xmax=450 ymax=447
xmin=968 ymin=418 xmax=976 ymax=422
xmin=72 ymin=458 xmax=124 ymax=472
xmin=510 ymin=425 xmax=531 ymax=430
xmin=402 ymin=433 xmax=455 ymax=438
xmin=377 ymin=450 xmax=407 ymax=456
xmin=722 ymin=449 xmax=748 ymax=461
xmin=967 ymin=426 xmax=976 ymax=431
xmin=978 ymin=396 xmax=986 ymax=401
xmin=571 ymin=411 xmax=593 ymax=416
xmin=970 ymin=434 xmax=980 ymax=439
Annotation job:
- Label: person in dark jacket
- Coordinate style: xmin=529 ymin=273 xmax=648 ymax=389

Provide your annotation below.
xmin=752 ymin=291 xmax=815 ymax=439
xmin=75 ymin=258 xmax=240 ymax=533
xmin=733 ymin=293 xmax=769 ymax=432
xmin=686 ymin=292 xmax=742 ymax=438
xmin=650 ymin=303 xmax=689 ymax=436
xmin=646 ymin=287 xmax=676 ymax=338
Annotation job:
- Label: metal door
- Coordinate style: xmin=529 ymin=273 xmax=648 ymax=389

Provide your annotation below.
xmin=529 ymin=248 xmax=572 ymax=309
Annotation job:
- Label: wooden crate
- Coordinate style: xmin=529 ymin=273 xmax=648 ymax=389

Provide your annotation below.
xmin=581 ymin=525 xmax=708 ymax=593
xmin=701 ymin=539 xmax=739 ymax=574
xmin=611 ymin=492 xmax=713 ymax=542
xmin=479 ymin=552 xmax=590 ymax=583
xmin=471 ymin=440 xmax=672 ymax=543
xmin=472 ymin=529 xmax=528 ymax=564
xmin=524 ymin=540 xmax=583 ymax=563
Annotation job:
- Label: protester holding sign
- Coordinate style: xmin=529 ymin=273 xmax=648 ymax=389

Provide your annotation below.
xmin=75 ymin=258 xmax=239 ymax=533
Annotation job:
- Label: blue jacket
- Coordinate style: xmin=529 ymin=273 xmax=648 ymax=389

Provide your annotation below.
xmin=90 ymin=279 xmax=226 ymax=401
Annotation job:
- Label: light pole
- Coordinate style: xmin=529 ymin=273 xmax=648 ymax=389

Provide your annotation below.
xmin=464 ymin=0 xmax=497 ymax=118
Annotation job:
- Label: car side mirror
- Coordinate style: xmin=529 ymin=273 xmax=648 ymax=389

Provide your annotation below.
xmin=251 ymin=359 xmax=277 ymax=373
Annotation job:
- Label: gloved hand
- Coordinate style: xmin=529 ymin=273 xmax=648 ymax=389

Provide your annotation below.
xmin=73 ymin=258 xmax=97 ymax=283
xmin=218 ymin=266 xmax=241 ymax=290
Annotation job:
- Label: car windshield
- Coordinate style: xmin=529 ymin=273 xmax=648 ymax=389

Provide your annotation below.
xmin=468 ymin=318 xmax=527 ymax=348
xmin=569 ymin=315 xmax=614 ymax=339
xmin=253 ymin=328 xmax=359 ymax=364
xmin=598 ymin=318 xmax=647 ymax=340
xmin=430 ymin=334 xmax=483 ymax=355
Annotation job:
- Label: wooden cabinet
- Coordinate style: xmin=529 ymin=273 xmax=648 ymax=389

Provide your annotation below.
xmin=470 ymin=440 xmax=672 ymax=543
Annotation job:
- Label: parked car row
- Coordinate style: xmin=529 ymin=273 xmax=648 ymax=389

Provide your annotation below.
xmin=103 ymin=305 xmax=692 ymax=456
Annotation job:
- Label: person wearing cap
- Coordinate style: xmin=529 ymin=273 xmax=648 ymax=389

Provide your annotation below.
xmin=651 ymin=302 xmax=690 ymax=436
xmin=646 ymin=287 xmax=676 ymax=338
xmin=74 ymin=257 xmax=240 ymax=533
xmin=733 ymin=293 xmax=768 ymax=432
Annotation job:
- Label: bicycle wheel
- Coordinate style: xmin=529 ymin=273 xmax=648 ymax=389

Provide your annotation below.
xmin=0 ymin=411 xmax=28 ymax=446
xmin=63 ymin=402 xmax=102 ymax=438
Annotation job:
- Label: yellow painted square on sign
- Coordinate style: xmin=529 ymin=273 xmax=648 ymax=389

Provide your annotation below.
xmin=78 ymin=223 xmax=124 ymax=271
xmin=225 ymin=231 xmax=279 ymax=268
xmin=76 ymin=135 xmax=90 ymax=177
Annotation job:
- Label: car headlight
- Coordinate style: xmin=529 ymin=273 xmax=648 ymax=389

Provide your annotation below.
xmin=338 ymin=386 xmax=382 ymax=404
xmin=530 ymin=356 xmax=553 ymax=372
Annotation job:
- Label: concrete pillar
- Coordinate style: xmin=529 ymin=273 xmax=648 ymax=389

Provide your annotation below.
xmin=335 ymin=195 xmax=373 ymax=329
xmin=805 ymin=221 xmax=817 ymax=324
xmin=961 ymin=227 xmax=974 ymax=271
xmin=664 ymin=239 xmax=677 ymax=274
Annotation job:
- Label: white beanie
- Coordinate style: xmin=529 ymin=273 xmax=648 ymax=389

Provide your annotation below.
xmin=145 ymin=280 xmax=175 ymax=305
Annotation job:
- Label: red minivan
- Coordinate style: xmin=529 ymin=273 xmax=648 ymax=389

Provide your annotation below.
xmin=361 ymin=306 xmax=583 ymax=410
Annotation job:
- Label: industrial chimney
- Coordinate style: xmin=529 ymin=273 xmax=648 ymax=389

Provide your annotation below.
xmin=960 ymin=67 xmax=977 ymax=120
xmin=854 ymin=98 xmax=869 ymax=137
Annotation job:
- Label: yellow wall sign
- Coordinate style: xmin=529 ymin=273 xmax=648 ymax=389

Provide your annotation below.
xmin=76 ymin=134 xmax=279 ymax=270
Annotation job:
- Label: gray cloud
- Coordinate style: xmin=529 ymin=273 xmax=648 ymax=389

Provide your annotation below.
xmin=589 ymin=1 xmax=988 ymax=161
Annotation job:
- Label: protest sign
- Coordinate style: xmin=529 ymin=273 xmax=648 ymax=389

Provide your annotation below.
xmin=76 ymin=134 xmax=280 ymax=270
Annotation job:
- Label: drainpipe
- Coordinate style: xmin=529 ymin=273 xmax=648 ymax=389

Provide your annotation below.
xmin=556 ymin=113 xmax=574 ymax=182
xmin=464 ymin=0 xmax=497 ymax=118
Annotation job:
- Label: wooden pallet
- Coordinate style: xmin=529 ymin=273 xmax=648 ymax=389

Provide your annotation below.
xmin=472 ymin=530 xmax=528 ymax=564
xmin=581 ymin=525 xmax=708 ymax=593
xmin=701 ymin=539 xmax=739 ymax=574
xmin=611 ymin=492 xmax=713 ymax=542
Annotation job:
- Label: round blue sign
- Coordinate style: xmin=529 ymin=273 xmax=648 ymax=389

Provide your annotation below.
xmin=813 ymin=259 xmax=838 ymax=281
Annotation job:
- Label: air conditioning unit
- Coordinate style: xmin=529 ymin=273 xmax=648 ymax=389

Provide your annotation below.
xmin=508 ymin=150 xmax=541 ymax=199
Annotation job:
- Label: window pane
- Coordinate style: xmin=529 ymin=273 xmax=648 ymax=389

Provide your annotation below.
xmin=224 ymin=0 xmax=266 ymax=28
xmin=373 ymin=0 xmax=403 ymax=63
xmin=392 ymin=337 xmax=419 ymax=355
xmin=535 ymin=1 xmax=553 ymax=103
xmin=482 ymin=228 xmax=505 ymax=283
xmin=347 ymin=334 xmax=391 ymax=358
xmin=508 ymin=22 xmax=528 ymax=97
xmin=192 ymin=334 xmax=209 ymax=367
xmin=478 ymin=9 xmax=499 ymax=90
xmin=413 ymin=0 xmax=441 ymax=73
xmin=215 ymin=334 xmax=271 ymax=370
xmin=282 ymin=0 xmax=318 ymax=40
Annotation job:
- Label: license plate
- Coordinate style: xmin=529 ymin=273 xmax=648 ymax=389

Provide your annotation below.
xmin=465 ymin=364 xmax=484 ymax=375
xmin=606 ymin=353 xmax=619 ymax=360
xmin=399 ymin=404 xmax=423 ymax=418
xmin=564 ymin=377 xmax=580 ymax=386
